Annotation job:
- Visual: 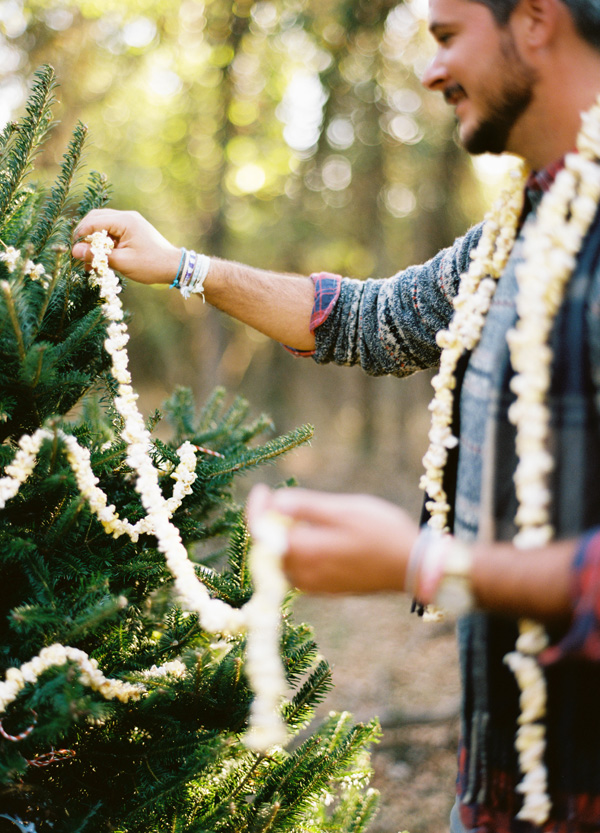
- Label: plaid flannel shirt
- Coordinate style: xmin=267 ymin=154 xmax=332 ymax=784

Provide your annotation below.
xmin=293 ymin=162 xmax=600 ymax=831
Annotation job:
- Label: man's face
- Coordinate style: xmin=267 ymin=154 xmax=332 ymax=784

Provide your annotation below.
xmin=422 ymin=0 xmax=537 ymax=155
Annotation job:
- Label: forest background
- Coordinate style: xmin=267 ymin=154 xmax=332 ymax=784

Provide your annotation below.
xmin=0 ymin=1 xmax=514 ymax=830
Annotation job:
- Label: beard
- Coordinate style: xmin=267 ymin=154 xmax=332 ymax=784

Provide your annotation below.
xmin=458 ymin=31 xmax=538 ymax=155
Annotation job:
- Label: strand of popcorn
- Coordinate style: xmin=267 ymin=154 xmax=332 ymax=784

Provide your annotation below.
xmin=86 ymin=230 xmax=246 ymax=635
xmin=503 ymin=98 xmax=600 ymax=824
xmin=0 ymin=427 xmax=199 ymax=543
xmin=0 ymin=245 xmax=49 ymax=288
xmin=420 ymin=162 xmax=528 ymax=532
xmin=88 ymin=233 xmax=290 ymax=747
xmin=0 ymin=644 xmax=144 ymax=714
xmin=243 ymin=511 xmax=291 ymax=751
xmin=0 ymin=233 xmax=290 ymax=753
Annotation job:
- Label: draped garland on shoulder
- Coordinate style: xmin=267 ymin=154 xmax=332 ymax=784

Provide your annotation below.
xmin=419 ymin=96 xmax=600 ymax=825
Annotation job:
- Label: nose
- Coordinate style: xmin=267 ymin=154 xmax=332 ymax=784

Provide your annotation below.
xmin=421 ymin=52 xmax=448 ymax=92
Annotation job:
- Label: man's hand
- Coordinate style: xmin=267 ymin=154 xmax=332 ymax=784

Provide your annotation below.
xmin=247 ymin=485 xmax=418 ymax=594
xmin=72 ymin=209 xmax=181 ymax=285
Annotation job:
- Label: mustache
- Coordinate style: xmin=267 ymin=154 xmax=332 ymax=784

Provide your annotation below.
xmin=443 ymin=83 xmax=467 ymax=104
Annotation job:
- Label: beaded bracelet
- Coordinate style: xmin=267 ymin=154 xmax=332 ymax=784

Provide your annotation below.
xmin=170 ymin=249 xmax=211 ymax=300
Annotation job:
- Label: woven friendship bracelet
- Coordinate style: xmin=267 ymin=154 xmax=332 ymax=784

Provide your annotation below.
xmin=172 ymin=247 xmax=186 ymax=287
xmin=170 ymin=249 xmax=211 ymax=300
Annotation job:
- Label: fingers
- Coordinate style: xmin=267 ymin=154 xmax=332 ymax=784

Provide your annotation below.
xmin=246 ymin=484 xmax=336 ymax=529
xmin=71 ymin=209 xmax=180 ymax=285
xmin=266 ymin=486 xmax=354 ymax=525
xmin=245 ymin=485 xmax=413 ymax=595
xmin=71 ymin=241 xmax=91 ymax=263
xmin=73 ymin=209 xmax=132 ymax=245
xmin=72 ymin=209 xmax=128 ymax=263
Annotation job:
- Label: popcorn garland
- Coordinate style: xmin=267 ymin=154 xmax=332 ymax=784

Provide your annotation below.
xmin=0 ymin=427 xmax=199 ymax=544
xmin=86 ymin=231 xmax=246 ymax=635
xmin=0 ymin=644 xmax=145 ymax=714
xmin=419 ymin=96 xmax=600 ymax=825
xmin=0 ymin=232 xmax=290 ymax=755
xmin=0 ymin=245 xmax=49 ymax=288
xmin=243 ymin=512 xmax=291 ymax=750
xmin=508 ymin=138 xmax=600 ymax=548
xmin=419 ymin=163 xmax=528 ymax=530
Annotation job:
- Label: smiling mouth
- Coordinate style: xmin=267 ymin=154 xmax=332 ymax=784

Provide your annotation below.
xmin=443 ymin=84 xmax=467 ymax=108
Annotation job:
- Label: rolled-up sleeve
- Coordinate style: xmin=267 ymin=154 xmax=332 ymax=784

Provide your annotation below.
xmin=312 ymin=224 xmax=484 ymax=378
xmin=284 ymin=272 xmax=342 ymax=357
xmin=541 ymin=528 xmax=600 ymax=664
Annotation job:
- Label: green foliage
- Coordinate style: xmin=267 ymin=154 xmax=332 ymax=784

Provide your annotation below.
xmin=2 ymin=0 xmax=478 ymax=366
xmin=0 ymin=66 xmax=56 ymax=222
xmin=0 ymin=68 xmax=379 ymax=832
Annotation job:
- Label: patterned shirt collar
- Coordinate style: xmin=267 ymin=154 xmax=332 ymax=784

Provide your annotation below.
xmin=521 ymin=156 xmax=567 ymax=222
xmin=525 ymin=155 xmax=566 ymax=193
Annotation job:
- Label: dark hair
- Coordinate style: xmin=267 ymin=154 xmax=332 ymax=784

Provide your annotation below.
xmin=472 ymin=0 xmax=600 ymax=51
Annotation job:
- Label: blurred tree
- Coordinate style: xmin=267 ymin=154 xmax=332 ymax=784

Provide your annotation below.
xmin=0 ymin=0 xmax=489 ymax=488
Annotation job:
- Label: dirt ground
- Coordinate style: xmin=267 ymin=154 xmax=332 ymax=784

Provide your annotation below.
xmin=292 ymin=593 xmax=461 ymax=833
xmin=268 ymin=406 xmax=463 ymax=833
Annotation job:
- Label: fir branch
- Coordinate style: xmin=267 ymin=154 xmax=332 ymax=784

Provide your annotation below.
xmin=34 ymin=246 xmax=66 ymax=330
xmin=0 ymin=186 xmax=43 ymax=248
xmin=2 ymin=280 xmax=27 ymax=362
xmin=0 ymin=119 xmax=18 ymax=155
xmin=251 ymin=799 xmax=282 ymax=833
xmin=163 ymin=385 xmax=198 ymax=442
xmin=235 ymin=413 xmax=276 ymax=445
xmin=220 ymin=397 xmax=251 ymax=433
xmin=30 ymin=122 xmax=88 ymax=255
xmin=72 ymin=171 xmax=111 ymax=223
xmin=346 ymin=790 xmax=380 ymax=833
xmin=207 ymin=425 xmax=314 ymax=479
xmin=282 ymin=660 xmax=333 ymax=731
xmin=283 ymin=637 xmax=321 ymax=685
xmin=0 ymin=66 xmax=57 ymax=231
xmin=197 ymin=387 xmax=227 ymax=432
xmin=226 ymin=518 xmax=252 ymax=593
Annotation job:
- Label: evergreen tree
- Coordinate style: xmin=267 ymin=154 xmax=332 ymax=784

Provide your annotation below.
xmin=0 ymin=67 xmax=379 ymax=833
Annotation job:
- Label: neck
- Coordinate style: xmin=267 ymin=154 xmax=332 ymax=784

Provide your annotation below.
xmin=508 ymin=49 xmax=600 ymax=170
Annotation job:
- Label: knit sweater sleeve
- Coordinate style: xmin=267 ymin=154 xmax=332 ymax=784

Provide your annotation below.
xmin=311 ymin=224 xmax=483 ymax=378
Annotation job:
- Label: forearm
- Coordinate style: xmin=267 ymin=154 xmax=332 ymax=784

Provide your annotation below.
xmin=204 ymin=258 xmax=316 ymax=352
xmin=471 ymin=538 xmax=575 ymax=622
xmin=119 ymin=248 xmax=317 ymax=352
xmin=72 ymin=209 xmax=316 ymax=352
xmin=248 ymin=485 xmax=579 ymax=622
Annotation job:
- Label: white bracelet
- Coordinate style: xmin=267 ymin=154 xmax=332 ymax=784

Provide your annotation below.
xmin=406 ymin=528 xmax=475 ymax=617
xmin=170 ymin=249 xmax=211 ymax=300
xmin=180 ymin=252 xmax=210 ymax=300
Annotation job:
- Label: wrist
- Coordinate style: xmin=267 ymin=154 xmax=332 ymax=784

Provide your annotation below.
xmin=405 ymin=528 xmax=475 ymax=616
xmin=162 ymin=246 xmax=184 ymax=285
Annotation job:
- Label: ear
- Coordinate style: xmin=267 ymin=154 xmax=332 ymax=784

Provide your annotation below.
xmin=509 ymin=0 xmax=562 ymax=51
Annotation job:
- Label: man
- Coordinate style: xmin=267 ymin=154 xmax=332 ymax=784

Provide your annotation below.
xmin=73 ymin=0 xmax=600 ymax=829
